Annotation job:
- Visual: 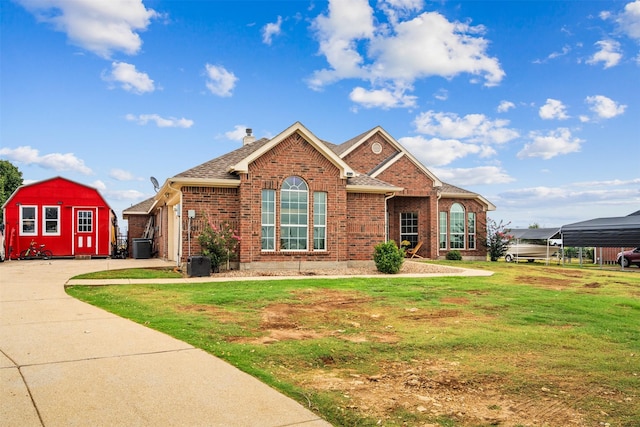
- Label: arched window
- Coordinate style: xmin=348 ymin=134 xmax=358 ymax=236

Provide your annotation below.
xmin=280 ymin=176 xmax=308 ymax=250
xmin=450 ymin=203 xmax=465 ymax=249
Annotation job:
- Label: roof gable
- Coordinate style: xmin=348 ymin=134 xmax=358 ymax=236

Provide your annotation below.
xmin=230 ymin=122 xmax=355 ymax=179
xmin=2 ymin=176 xmax=111 ymax=210
xmin=337 ymin=126 xmax=443 ymax=187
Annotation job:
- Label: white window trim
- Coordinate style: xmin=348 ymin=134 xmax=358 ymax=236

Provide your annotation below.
xmin=439 ymin=211 xmax=447 ymax=250
xmin=450 ymin=203 xmax=465 ymax=250
xmin=280 ymin=177 xmax=309 ymax=252
xmin=400 ymin=212 xmax=419 ymax=246
xmin=313 ymin=192 xmax=327 ymax=251
xmin=77 ymin=210 xmax=94 ymax=233
xmin=468 ymin=212 xmax=476 ymax=250
xmin=261 ymin=189 xmax=276 ymax=252
xmin=43 ymin=205 xmax=61 ymax=236
xmin=20 ymin=205 xmax=38 ymax=236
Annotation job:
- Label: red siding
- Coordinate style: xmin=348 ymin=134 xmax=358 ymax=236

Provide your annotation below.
xmin=2 ymin=177 xmax=114 ymax=258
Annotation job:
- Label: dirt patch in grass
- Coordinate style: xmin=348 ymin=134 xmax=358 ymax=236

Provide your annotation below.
xmin=516 ymin=275 xmax=576 ymax=290
xmin=297 ymin=359 xmax=588 ymax=426
xmin=177 ymin=287 xmax=632 ymax=426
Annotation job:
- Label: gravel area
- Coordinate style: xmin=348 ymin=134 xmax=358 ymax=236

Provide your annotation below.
xmin=214 ymin=260 xmax=465 ymax=277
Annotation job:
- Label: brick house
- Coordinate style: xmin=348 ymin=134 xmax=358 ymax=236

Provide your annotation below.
xmin=124 ymin=122 xmax=494 ymax=269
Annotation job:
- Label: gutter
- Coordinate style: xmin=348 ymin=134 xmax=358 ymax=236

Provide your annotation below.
xmin=384 ymin=192 xmax=396 ymax=242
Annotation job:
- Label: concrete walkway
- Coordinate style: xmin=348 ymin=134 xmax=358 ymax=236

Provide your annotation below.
xmin=0 ymin=258 xmax=332 ymax=427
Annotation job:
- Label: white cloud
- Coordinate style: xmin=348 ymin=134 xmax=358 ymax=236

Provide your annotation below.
xmin=101 ymin=188 xmax=147 ymax=201
xmin=103 ymin=62 xmax=155 ymax=94
xmin=125 ymin=113 xmax=193 ymax=128
xmin=433 ymin=88 xmax=448 ymax=101
xmin=262 ymin=16 xmax=283 ymax=45
xmin=308 ymin=0 xmax=375 ymax=89
xmin=497 ymin=100 xmax=515 ymax=113
xmin=349 ymin=86 xmax=417 ymax=109
xmin=16 ymin=0 xmax=158 ymax=58
xmin=517 ymin=128 xmax=583 ymax=159
xmin=533 ymin=45 xmax=571 ymax=64
xmin=308 ymin=0 xmax=504 ymax=106
xmin=585 ymin=95 xmax=627 ymax=119
xmin=616 ymin=0 xmax=640 ymax=40
xmin=204 ymin=64 xmax=238 ymax=97
xmin=432 ymin=165 xmax=514 ymax=185
xmin=587 ymin=40 xmax=622 ymax=68
xmin=0 ymin=145 xmax=92 ymax=175
xmin=413 ymin=110 xmax=519 ymax=144
xmin=109 ymin=169 xmax=136 ymax=181
xmin=539 ymin=98 xmax=569 ymax=120
xmin=398 ymin=136 xmax=484 ymax=166
xmin=497 ymin=180 xmax=640 ymax=208
xmin=225 ymin=125 xmax=250 ymax=141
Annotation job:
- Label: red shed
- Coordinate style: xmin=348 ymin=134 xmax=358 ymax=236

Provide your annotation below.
xmin=2 ymin=176 xmax=117 ymax=259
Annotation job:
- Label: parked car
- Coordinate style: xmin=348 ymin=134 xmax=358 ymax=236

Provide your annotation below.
xmin=616 ymin=247 xmax=640 ymax=268
xmin=504 ymin=243 xmax=558 ymax=262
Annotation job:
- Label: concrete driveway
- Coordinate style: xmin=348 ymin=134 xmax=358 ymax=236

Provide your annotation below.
xmin=0 ymin=258 xmax=331 ymax=427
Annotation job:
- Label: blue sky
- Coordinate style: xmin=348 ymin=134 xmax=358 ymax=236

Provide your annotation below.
xmin=1 ymin=0 xmax=638 ymax=230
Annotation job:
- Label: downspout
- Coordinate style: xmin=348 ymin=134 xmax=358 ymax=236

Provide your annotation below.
xmin=167 ymin=181 xmax=181 ymax=268
xmin=384 ymin=193 xmax=396 ymax=242
xmin=436 ymin=190 xmax=442 ymax=259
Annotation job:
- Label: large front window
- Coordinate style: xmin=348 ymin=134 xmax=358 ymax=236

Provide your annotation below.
xmin=450 ymin=203 xmax=465 ymax=249
xmin=400 ymin=212 xmax=418 ymax=248
xmin=280 ymin=176 xmax=308 ymax=250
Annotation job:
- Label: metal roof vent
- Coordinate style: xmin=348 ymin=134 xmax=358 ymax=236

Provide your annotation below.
xmin=243 ymin=128 xmax=256 ymax=145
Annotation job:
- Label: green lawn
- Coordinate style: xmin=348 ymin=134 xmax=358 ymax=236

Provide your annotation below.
xmin=66 ymin=261 xmax=640 ymax=426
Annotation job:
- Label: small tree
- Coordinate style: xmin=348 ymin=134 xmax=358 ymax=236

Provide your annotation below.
xmin=0 ymin=160 xmax=23 ymax=222
xmin=373 ymin=240 xmax=405 ymax=274
xmin=482 ymin=218 xmax=513 ymax=262
xmin=198 ymin=217 xmax=240 ymax=272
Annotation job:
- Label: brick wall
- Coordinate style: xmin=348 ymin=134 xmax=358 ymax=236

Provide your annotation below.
xmin=180 ymin=186 xmax=240 ymax=262
xmin=342 ymin=133 xmax=399 ymax=174
xmin=438 ymin=198 xmax=488 ymax=259
xmin=125 ymin=215 xmax=149 ymax=258
xmin=388 ymin=196 xmax=433 ymax=258
xmin=346 ymin=193 xmax=387 ymax=260
xmin=375 ymin=155 xmax=435 ymax=197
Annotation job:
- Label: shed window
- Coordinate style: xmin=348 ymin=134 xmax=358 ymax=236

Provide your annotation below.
xmin=20 ymin=206 xmax=37 ymax=236
xmin=43 ymin=206 xmax=60 ymax=235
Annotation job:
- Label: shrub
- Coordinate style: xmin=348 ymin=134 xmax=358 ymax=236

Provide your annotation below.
xmin=446 ymin=250 xmax=462 ymax=261
xmin=373 ymin=240 xmax=404 ymax=274
xmin=198 ymin=218 xmax=241 ymax=271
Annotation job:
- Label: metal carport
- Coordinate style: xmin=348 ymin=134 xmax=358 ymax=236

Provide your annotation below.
xmin=560 ymin=212 xmax=640 ymax=247
xmin=560 ymin=211 xmax=640 ymax=269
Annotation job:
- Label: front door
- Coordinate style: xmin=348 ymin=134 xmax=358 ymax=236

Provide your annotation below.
xmin=75 ymin=208 xmax=97 ymax=255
